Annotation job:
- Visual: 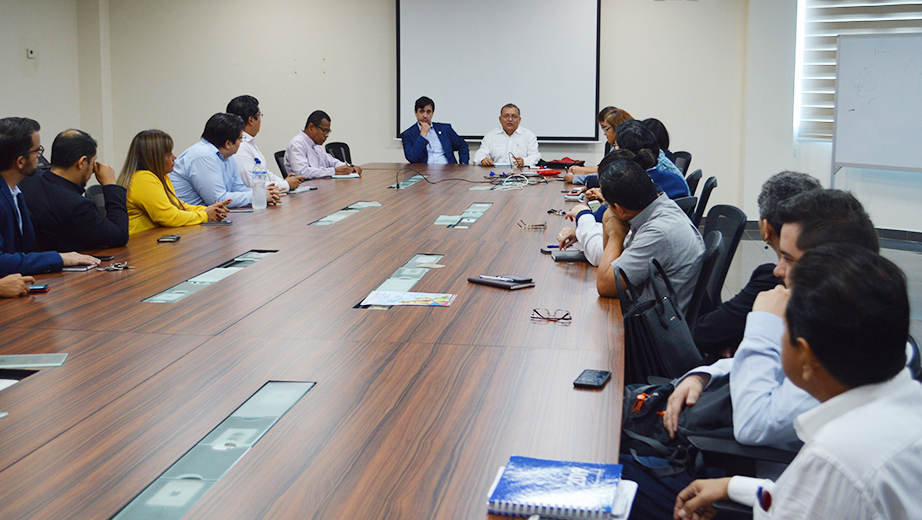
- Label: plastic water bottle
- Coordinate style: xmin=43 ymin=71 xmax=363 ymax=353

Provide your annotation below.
xmin=252 ymin=158 xmax=267 ymax=210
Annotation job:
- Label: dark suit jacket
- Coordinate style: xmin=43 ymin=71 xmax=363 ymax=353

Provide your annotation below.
xmin=0 ymin=179 xmax=63 ymax=277
xmin=20 ymin=170 xmax=129 ymax=252
xmin=400 ymin=122 xmax=470 ymax=164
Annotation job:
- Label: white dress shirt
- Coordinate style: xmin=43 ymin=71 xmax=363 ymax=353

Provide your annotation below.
xmin=472 ymin=127 xmax=540 ymax=166
xmin=421 ymin=124 xmax=448 ymax=165
xmin=8 ymin=184 xmax=23 ymax=234
xmin=284 ymin=131 xmax=347 ymax=179
xmin=236 ymin=132 xmax=290 ymax=191
xmin=574 ymin=211 xmax=603 ymax=266
xmin=727 ymin=368 xmax=922 ymax=519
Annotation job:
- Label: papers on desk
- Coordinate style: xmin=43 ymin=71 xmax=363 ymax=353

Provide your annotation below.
xmin=0 ymin=353 xmax=68 ymax=368
xmin=332 ymin=173 xmax=360 ymax=179
xmin=361 ymin=291 xmax=456 ymax=307
xmin=435 ymin=215 xmax=461 ymax=226
xmin=289 ymin=185 xmax=317 ymax=194
xmin=187 ymin=267 xmax=243 ymax=284
xmin=0 ymin=380 xmax=18 ymax=392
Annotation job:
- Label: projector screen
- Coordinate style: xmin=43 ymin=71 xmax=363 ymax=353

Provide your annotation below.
xmin=397 ymin=0 xmax=600 ymax=141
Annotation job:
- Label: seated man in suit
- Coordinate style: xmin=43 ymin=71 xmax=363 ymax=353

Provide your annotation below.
xmin=400 ymin=96 xmax=469 ymax=164
xmin=595 ymin=158 xmax=704 ymax=313
xmin=473 ymin=104 xmax=540 ymax=167
xmin=170 ymin=113 xmax=281 ymax=209
xmin=675 ymin=244 xmax=922 ymax=519
xmin=0 ymin=117 xmax=99 ymax=276
xmin=20 ymin=129 xmax=129 ymax=252
xmin=226 ymin=95 xmax=306 ymax=192
xmin=284 ymin=110 xmax=362 ymax=179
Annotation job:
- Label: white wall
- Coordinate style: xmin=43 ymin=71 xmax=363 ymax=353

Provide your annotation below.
xmin=0 ymin=0 xmax=81 ymax=144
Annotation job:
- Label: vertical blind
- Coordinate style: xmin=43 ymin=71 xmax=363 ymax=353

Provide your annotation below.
xmin=797 ymin=0 xmax=922 ymax=140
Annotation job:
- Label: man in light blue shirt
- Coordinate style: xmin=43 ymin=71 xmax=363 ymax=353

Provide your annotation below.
xmin=171 ymin=113 xmax=281 ymax=209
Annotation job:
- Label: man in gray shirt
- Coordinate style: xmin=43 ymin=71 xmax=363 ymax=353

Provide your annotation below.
xmin=595 ymin=157 xmax=704 ymax=313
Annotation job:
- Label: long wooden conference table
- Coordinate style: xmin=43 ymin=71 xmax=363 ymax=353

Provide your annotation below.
xmin=0 ymin=163 xmax=624 ymax=519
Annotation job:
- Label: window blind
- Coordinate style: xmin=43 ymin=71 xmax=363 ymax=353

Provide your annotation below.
xmin=796 ymin=1 xmax=922 ymax=140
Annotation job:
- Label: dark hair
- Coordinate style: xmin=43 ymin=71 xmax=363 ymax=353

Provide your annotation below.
xmin=641 ymin=118 xmax=670 ymax=152
xmin=0 ymin=117 xmax=40 ymax=171
xmin=615 ymin=121 xmax=658 ymax=170
xmin=305 ymin=110 xmax=331 ymax=129
xmin=776 ymin=189 xmax=879 ymax=253
xmin=597 ymin=106 xmax=617 ymax=122
xmin=501 ymin=103 xmax=520 ymax=115
xmin=415 ymin=96 xmax=434 ymax=112
xmin=787 ymin=244 xmax=908 ymax=387
xmin=50 ymin=129 xmax=98 ymax=169
xmin=599 ymin=158 xmax=659 ymax=211
xmin=201 ymin=113 xmax=245 ymax=149
xmin=226 ymin=95 xmax=260 ymax=123
xmin=757 ymin=171 xmax=822 ymax=234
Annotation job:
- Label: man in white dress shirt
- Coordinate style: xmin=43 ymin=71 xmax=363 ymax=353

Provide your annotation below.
xmin=472 ymin=104 xmax=540 ymax=167
xmin=226 ymin=95 xmax=306 ymax=192
xmin=674 ymin=244 xmax=922 ymax=520
xmin=284 ymin=110 xmax=362 ymax=179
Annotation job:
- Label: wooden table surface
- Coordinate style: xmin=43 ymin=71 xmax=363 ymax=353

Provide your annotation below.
xmin=0 ymin=164 xmax=624 ymax=520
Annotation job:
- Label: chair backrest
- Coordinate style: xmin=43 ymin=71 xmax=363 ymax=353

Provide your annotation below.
xmin=325 ymin=142 xmax=352 ymax=164
xmin=86 ymin=184 xmax=106 ymax=217
xmin=700 ymin=204 xmax=747 ymax=312
xmin=274 ymin=150 xmax=288 ymax=179
xmin=692 ymin=176 xmax=718 ymax=227
xmin=673 ymin=196 xmax=698 ymax=220
xmin=673 ymin=151 xmax=692 ymax=175
xmin=909 ymin=333 xmax=922 ymax=382
xmin=686 ymin=169 xmax=702 ymax=197
xmin=685 ymin=231 xmax=724 ymax=329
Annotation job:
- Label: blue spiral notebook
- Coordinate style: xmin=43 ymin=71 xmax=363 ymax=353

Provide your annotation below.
xmin=486 ymin=456 xmax=636 ymax=519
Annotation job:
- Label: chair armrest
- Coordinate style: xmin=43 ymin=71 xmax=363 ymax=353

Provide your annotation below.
xmin=687 ymin=435 xmax=797 ymax=465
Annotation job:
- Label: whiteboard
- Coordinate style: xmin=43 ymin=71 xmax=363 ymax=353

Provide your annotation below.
xmin=833 ymin=34 xmax=922 ymax=173
xmin=397 ymin=0 xmax=600 ymax=141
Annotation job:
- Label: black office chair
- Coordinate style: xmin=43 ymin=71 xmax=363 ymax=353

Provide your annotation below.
xmin=673 ymin=196 xmax=698 ymax=220
xmin=86 ymin=184 xmax=106 ymax=217
xmin=685 ymin=231 xmax=724 ymax=329
xmin=673 ymin=151 xmax=692 ymax=175
xmin=325 ymin=142 xmax=352 ymax=164
xmin=699 ymin=205 xmax=747 ymax=314
xmin=692 ymin=176 xmax=718 ymax=228
xmin=686 ymin=169 xmax=702 ymax=197
xmin=274 ymin=150 xmax=288 ymax=179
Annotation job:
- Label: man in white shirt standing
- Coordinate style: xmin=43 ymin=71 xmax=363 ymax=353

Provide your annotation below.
xmin=284 ymin=110 xmax=362 ymax=179
xmin=473 ymin=104 xmax=540 ymax=167
xmin=226 ymin=95 xmax=306 ymax=192
xmin=674 ymin=244 xmax=922 ymax=520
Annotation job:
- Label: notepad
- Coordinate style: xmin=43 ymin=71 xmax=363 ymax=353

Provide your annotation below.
xmin=486 ymin=456 xmax=635 ymax=519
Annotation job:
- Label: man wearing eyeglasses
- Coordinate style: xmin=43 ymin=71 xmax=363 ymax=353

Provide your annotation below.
xmin=0 ymin=117 xmax=100 ymax=277
xmin=472 ymin=104 xmax=540 ymax=167
xmin=284 ymin=110 xmax=362 ymax=179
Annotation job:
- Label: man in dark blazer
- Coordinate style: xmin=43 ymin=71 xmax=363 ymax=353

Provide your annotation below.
xmin=20 ymin=129 xmax=129 ymax=252
xmin=400 ymin=96 xmax=469 ymax=164
xmin=0 ymin=117 xmax=99 ymax=277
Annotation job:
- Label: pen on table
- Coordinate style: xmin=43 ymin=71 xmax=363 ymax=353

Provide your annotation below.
xmin=479 ymin=275 xmax=515 ymax=282
xmin=546 ymin=244 xmax=560 ymax=249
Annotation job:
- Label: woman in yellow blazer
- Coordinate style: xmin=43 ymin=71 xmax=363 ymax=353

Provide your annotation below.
xmin=116 ymin=130 xmax=229 ymax=234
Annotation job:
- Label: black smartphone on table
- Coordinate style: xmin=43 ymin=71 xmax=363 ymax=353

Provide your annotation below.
xmin=574 ymin=369 xmax=612 ymax=389
xmin=28 ymin=285 xmax=50 ymax=293
xmin=157 ymin=234 xmax=181 ymax=243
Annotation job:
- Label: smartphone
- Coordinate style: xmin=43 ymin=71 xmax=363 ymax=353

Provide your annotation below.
xmin=202 ymin=220 xmax=233 ymax=226
xmin=95 ymin=255 xmax=115 ymax=261
xmin=228 ymin=208 xmax=254 ymax=213
xmin=574 ymin=369 xmax=612 ymax=389
xmin=28 ymin=284 xmax=50 ymax=293
xmin=157 ymin=234 xmax=181 ymax=243
xmin=62 ymin=265 xmax=94 ymax=272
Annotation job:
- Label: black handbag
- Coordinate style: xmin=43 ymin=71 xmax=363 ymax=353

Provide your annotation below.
xmin=616 ymin=259 xmax=703 ymax=385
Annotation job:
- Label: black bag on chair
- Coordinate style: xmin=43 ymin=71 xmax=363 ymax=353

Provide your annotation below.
xmin=616 ymin=259 xmax=703 ymax=385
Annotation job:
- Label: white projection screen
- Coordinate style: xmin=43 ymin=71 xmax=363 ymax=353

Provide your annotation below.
xmin=397 ymin=0 xmax=600 ymax=141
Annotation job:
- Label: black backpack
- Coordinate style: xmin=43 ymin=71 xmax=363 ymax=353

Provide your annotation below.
xmin=620 ymin=374 xmax=734 ymax=477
